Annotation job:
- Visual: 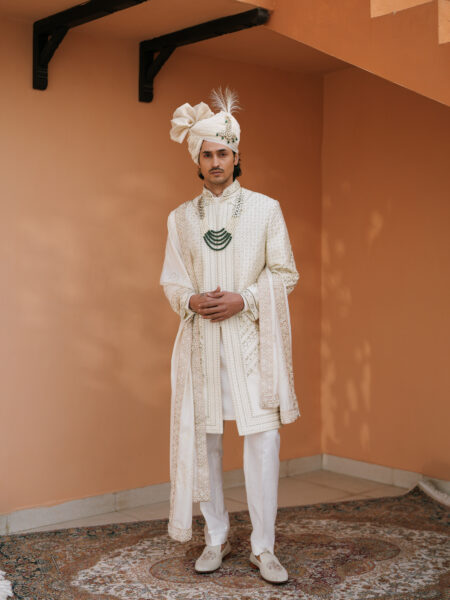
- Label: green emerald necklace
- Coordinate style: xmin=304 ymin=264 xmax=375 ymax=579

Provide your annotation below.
xmin=197 ymin=188 xmax=244 ymax=251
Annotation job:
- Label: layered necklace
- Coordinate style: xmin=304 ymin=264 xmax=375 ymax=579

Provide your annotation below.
xmin=197 ymin=186 xmax=244 ymax=251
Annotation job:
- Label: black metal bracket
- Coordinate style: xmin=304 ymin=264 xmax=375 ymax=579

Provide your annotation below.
xmin=139 ymin=7 xmax=270 ymax=102
xmin=33 ymin=0 xmax=149 ymax=90
xmin=33 ymin=3 xmax=270 ymax=101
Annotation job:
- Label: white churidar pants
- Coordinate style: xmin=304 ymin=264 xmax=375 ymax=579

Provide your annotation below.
xmin=199 ymin=330 xmax=281 ymax=556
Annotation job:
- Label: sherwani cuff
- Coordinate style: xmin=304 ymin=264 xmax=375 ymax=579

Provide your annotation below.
xmin=280 ymin=407 xmax=300 ymax=425
xmin=239 ymin=282 xmax=259 ymax=321
xmin=183 ymin=292 xmax=196 ymax=322
xmin=161 ymin=284 xmax=196 ymax=322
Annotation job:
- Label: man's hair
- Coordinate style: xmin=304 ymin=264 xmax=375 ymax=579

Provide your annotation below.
xmin=198 ymin=152 xmax=242 ymax=180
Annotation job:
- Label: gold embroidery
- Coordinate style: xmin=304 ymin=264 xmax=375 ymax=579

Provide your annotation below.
xmin=272 ymin=273 xmax=300 ymax=422
xmin=167 ymin=320 xmax=193 ymax=539
xmin=168 ymin=522 xmax=192 ymax=543
xmin=192 ymin=313 xmax=209 ymax=502
xmin=258 ymin=269 xmax=279 ymax=409
xmin=238 ymin=315 xmax=259 ymax=378
xmin=175 ymin=205 xmax=210 ymax=502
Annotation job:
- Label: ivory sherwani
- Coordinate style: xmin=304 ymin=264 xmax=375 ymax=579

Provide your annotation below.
xmin=160 ymin=178 xmax=300 ymax=541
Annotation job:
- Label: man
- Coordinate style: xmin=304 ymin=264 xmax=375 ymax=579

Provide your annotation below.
xmin=160 ymin=88 xmax=300 ymax=584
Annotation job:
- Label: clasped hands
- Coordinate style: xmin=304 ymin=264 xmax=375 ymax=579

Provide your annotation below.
xmin=189 ymin=285 xmax=244 ymax=322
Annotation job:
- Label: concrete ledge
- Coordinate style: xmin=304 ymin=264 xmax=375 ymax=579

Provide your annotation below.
xmin=2 ymin=453 xmax=447 ymax=535
xmin=322 ymin=453 xmax=450 ymax=495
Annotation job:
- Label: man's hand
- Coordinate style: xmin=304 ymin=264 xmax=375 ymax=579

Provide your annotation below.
xmin=189 ymin=286 xmax=244 ymax=322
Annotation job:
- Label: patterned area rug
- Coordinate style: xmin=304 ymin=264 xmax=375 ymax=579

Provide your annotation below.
xmin=1 ymin=484 xmax=449 ymax=599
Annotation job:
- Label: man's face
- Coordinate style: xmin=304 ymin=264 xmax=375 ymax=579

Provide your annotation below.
xmin=198 ymin=140 xmax=239 ymax=188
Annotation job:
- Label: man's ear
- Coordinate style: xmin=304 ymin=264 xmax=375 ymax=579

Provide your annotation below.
xmin=234 ymin=152 xmax=239 ymax=166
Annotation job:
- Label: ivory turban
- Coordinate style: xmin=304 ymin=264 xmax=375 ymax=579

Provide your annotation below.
xmin=169 ymin=88 xmax=241 ymax=164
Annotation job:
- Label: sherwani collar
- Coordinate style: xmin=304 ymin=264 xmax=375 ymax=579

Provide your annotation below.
xmin=199 ymin=178 xmax=241 ymax=205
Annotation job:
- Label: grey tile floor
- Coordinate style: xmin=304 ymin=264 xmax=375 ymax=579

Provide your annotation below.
xmin=16 ymin=469 xmax=407 ymax=534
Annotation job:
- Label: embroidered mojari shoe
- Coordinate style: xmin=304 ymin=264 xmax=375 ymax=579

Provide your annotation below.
xmin=249 ymin=550 xmax=289 ymax=584
xmin=194 ymin=540 xmax=231 ymax=573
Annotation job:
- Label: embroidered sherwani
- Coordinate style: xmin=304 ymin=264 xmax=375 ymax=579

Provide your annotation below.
xmin=160 ymin=178 xmax=300 ymax=541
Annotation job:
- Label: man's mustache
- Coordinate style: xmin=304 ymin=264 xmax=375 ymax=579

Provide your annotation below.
xmin=209 ymin=168 xmax=224 ymax=173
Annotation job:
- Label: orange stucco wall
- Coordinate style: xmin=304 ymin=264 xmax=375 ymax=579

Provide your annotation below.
xmin=321 ymin=66 xmax=450 ymax=479
xmin=0 ymin=15 xmax=322 ymax=514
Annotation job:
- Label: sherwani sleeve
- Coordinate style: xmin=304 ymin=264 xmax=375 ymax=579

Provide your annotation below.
xmin=240 ymin=200 xmax=299 ymax=321
xmin=160 ymin=210 xmax=196 ymax=322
